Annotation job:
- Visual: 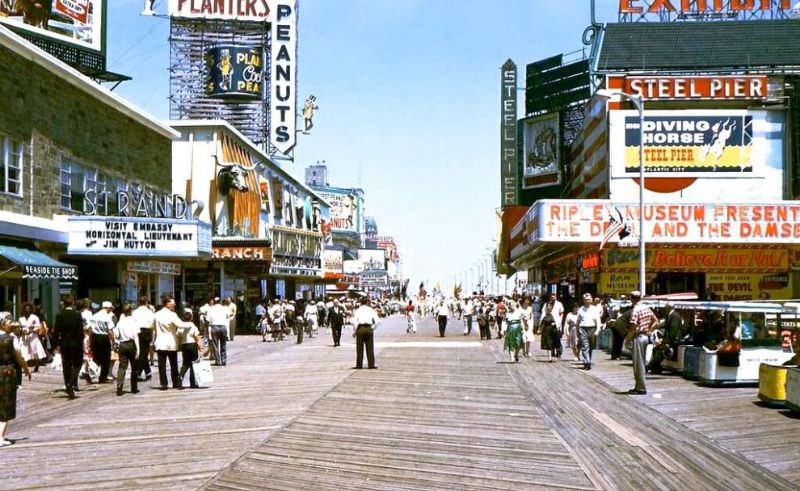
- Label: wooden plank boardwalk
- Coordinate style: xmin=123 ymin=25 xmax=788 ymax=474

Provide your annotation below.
xmin=3 ymin=316 xmax=798 ymax=490
xmin=582 ymin=343 xmax=800 ymax=484
xmin=2 ymin=327 xmax=357 ymax=491
xmin=204 ymin=319 xmax=598 ymax=491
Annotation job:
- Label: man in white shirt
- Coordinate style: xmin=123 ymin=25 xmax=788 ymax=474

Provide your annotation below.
xmin=132 ymin=296 xmax=155 ymax=381
xmin=464 ymin=298 xmax=476 ymax=336
xmin=577 ymin=293 xmax=602 ymax=370
xmin=269 ymin=299 xmax=284 ymax=341
xmin=207 ymin=299 xmax=231 ymax=366
xmin=352 ymin=297 xmax=380 ymax=369
xmin=153 ymin=296 xmax=185 ymax=389
xmin=90 ymin=301 xmax=116 ymax=384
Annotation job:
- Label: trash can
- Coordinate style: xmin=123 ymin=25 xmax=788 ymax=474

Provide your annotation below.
xmin=683 ymin=346 xmax=703 ymax=381
xmin=785 ymin=367 xmax=800 ymax=413
xmin=758 ymin=363 xmax=796 ymax=407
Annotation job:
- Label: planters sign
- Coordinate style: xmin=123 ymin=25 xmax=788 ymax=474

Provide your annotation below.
xmin=169 ymin=0 xmax=298 ymax=155
xmin=207 ymin=46 xmax=263 ymax=98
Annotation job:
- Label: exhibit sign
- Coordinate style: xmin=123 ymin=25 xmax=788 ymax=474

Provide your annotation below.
xmin=68 ymin=217 xmax=212 ymax=257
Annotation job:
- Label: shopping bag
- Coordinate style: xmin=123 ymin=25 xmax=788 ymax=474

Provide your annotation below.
xmin=50 ymin=352 xmax=63 ymax=371
xmin=193 ymin=360 xmax=213 ymax=387
xmin=80 ymin=359 xmax=100 ymax=383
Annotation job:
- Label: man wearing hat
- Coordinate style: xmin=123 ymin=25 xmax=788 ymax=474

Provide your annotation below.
xmin=626 ymin=290 xmax=657 ymax=395
xmin=576 ymin=293 xmax=601 ymax=369
xmin=90 ymin=301 xmax=116 ymax=383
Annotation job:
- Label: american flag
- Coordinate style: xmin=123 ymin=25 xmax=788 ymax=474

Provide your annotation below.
xmin=599 ymin=218 xmax=623 ymax=250
xmin=599 ymin=207 xmax=631 ymax=250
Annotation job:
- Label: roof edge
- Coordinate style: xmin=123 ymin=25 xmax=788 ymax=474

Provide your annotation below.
xmin=0 ymin=26 xmax=179 ymax=140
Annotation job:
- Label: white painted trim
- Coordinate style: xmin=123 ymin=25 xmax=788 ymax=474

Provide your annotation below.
xmin=166 ymin=120 xmax=331 ymax=208
xmin=0 ymin=26 xmax=179 ymax=140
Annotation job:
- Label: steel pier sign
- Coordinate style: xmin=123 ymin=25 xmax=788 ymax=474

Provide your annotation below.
xmin=500 ymin=58 xmax=518 ymax=208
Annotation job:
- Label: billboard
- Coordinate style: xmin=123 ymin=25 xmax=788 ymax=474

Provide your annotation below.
xmin=609 ymin=110 xmax=755 ymax=177
xmin=315 ymin=190 xmax=359 ymax=233
xmin=358 ymin=249 xmax=385 ymax=271
xmin=168 ymin=0 xmax=298 ymax=155
xmin=523 ymin=113 xmax=560 ymax=189
xmin=206 ymin=45 xmax=263 ymax=98
xmin=530 ymin=199 xmax=800 ymax=245
xmin=500 ymin=59 xmax=518 ymax=207
xmin=323 ymin=249 xmax=343 ymax=279
xmin=0 ymin=0 xmax=104 ymax=52
xmin=607 ymin=75 xmax=769 ymax=101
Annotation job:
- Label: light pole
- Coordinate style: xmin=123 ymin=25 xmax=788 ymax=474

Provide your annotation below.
xmin=596 ymin=89 xmax=647 ymax=296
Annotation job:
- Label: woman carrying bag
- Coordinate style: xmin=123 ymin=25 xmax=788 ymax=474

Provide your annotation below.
xmin=1 ymin=315 xmax=32 ymax=447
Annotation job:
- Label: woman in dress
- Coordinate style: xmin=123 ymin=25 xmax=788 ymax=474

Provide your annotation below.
xmin=19 ymin=303 xmax=46 ymax=373
xmin=504 ymin=301 xmax=524 ymax=363
xmin=539 ymin=304 xmax=558 ymax=362
xmin=1 ymin=314 xmax=32 ymax=447
xmin=520 ymin=299 xmax=535 ymax=358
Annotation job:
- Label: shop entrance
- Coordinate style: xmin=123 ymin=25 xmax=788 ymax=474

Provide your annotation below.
xmin=651 ymin=273 xmax=705 ymax=297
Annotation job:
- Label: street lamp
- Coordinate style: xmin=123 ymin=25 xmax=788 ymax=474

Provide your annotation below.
xmin=595 ymin=88 xmax=647 ymax=296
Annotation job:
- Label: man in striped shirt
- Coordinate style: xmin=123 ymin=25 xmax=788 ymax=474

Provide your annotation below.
xmin=626 ymin=291 xmax=657 ymax=395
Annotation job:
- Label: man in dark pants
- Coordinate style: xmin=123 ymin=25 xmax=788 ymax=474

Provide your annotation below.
xmin=90 ymin=301 xmax=115 ymax=383
xmin=132 ymin=296 xmax=155 ymax=381
xmin=436 ymin=302 xmax=449 ymax=337
xmin=352 ymin=297 xmax=380 ymax=369
xmin=329 ymin=299 xmax=345 ymax=347
xmin=611 ymin=309 xmax=630 ymax=360
xmin=52 ymin=295 xmax=84 ymax=399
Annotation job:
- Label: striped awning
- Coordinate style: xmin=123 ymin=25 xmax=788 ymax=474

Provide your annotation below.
xmin=0 ymin=246 xmax=78 ymax=280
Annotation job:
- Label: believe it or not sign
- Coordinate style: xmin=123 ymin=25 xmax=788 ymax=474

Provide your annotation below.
xmin=212 ymin=246 xmax=272 ymax=261
xmin=68 ymin=217 xmax=212 ymax=257
xmin=206 ymin=46 xmax=263 ymax=98
xmin=531 ymin=199 xmax=800 ymax=245
xmin=609 ymin=110 xmax=754 ymax=177
xmin=500 ymin=59 xmax=518 ymax=208
xmin=607 ymin=76 xmax=768 ymax=101
xmin=604 ymin=247 xmax=789 ymax=272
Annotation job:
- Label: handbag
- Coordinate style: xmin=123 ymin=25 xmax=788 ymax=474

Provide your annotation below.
xmin=50 ymin=352 xmax=63 ymax=371
xmin=193 ymin=359 xmax=214 ymax=387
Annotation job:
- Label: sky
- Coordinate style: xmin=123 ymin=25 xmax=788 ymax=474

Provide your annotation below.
xmin=107 ymin=0 xmax=618 ymax=292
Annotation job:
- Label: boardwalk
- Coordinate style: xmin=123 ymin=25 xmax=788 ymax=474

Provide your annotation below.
xmin=2 ymin=316 xmax=798 ymax=490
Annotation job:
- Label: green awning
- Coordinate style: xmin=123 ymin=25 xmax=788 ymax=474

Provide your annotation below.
xmin=0 ymin=246 xmax=78 ymax=280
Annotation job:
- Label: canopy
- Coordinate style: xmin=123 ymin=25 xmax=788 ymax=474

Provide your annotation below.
xmin=0 ymin=246 xmax=78 ymax=280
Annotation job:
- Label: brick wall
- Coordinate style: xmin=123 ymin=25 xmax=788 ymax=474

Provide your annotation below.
xmin=0 ymin=45 xmax=172 ymax=219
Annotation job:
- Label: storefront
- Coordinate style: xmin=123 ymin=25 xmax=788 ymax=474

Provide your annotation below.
xmin=0 ymin=244 xmax=78 ymax=317
xmin=512 ymin=200 xmax=800 ymax=300
xmin=170 ymin=121 xmax=329 ymax=305
xmin=66 ymin=215 xmax=212 ymax=304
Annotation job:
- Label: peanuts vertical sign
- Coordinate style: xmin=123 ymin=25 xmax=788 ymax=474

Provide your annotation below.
xmin=501 ymin=58 xmax=518 ymax=208
xmin=270 ymin=1 xmax=298 ymax=155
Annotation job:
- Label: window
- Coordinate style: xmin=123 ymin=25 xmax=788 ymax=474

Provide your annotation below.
xmin=1 ymin=134 xmax=23 ymax=195
xmin=60 ymin=160 xmax=88 ymax=212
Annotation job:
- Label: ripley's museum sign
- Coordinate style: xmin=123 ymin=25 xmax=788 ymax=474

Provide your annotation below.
xmin=67 ymin=217 xmax=212 ymax=257
xmin=206 ymin=45 xmax=263 ymax=98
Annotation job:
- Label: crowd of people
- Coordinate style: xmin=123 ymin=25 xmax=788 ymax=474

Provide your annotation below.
xmin=405 ymin=289 xmax=671 ymax=395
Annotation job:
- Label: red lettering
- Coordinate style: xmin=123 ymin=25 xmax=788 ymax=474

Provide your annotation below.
xmin=649 ymin=0 xmax=677 ymax=12
xmin=619 ymin=0 xmax=643 ymax=13
xmin=731 ymin=0 xmax=754 ymax=11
